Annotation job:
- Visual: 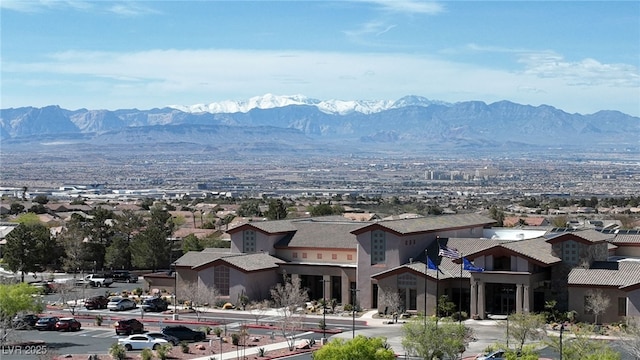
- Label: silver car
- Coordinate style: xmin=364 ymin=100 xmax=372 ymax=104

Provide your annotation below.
xmin=107 ymin=297 xmax=137 ymax=311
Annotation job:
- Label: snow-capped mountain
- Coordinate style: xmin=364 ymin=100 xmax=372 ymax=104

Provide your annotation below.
xmin=169 ymin=94 xmax=448 ymax=115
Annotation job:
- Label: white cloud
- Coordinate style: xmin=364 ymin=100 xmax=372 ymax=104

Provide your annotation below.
xmin=366 ymin=0 xmax=444 ymax=15
xmin=3 ymin=48 xmax=638 ymax=116
xmin=519 ymin=51 xmax=640 ymax=88
xmin=0 ymin=0 xmax=92 ymax=12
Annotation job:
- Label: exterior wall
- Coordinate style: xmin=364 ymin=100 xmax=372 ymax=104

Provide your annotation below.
xmin=376 ymin=274 xmax=438 ymax=316
xmin=568 ymin=286 xmax=629 ymax=324
xmin=229 ymin=268 xmax=278 ymax=302
xmin=276 ymin=248 xmax=356 ymax=265
xmin=356 ymin=224 xmax=487 ymax=309
xmin=278 ymin=263 xmax=356 ymax=305
xmin=613 ymin=245 xmax=640 ymax=257
xmin=628 ymin=288 xmax=640 ymax=321
xmin=229 ymin=230 xmax=281 ymax=255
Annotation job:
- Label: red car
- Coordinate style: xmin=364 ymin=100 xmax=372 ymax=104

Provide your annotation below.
xmin=84 ymin=295 xmax=110 ymax=310
xmin=114 ymin=318 xmax=144 ymax=335
xmin=55 ymin=318 xmax=82 ymax=332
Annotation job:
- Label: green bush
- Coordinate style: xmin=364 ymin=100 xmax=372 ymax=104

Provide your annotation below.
xmin=141 ymin=348 xmax=153 ymax=360
xmin=199 ymin=326 xmax=212 ymax=335
xmin=156 ymin=343 xmax=172 ymax=360
xmin=109 ymin=343 xmax=126 ymax=360
xmin=180 ymin=341 xmax=190 ymax=353
xmin=213 ymin=327 xmax=223 ymax=336
xmin=231 ymin=333 xmax=240 ymax=346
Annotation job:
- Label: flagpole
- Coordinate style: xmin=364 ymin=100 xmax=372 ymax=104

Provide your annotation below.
xmin=435 ymin=237 xmax=440 ymax=325
xmin=459 ymin=252 xmax=463 ymax=324
xmin=424 ymin=250 xmax=428 ymax=326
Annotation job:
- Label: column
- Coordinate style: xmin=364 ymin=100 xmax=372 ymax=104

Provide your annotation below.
xmin=470 ymin=281 xmax=478 ymax=318
xmin=341 ymin=271 xmax=351 ymax=306
xmin=323 ymin=275 xmax=331 ymax=299
xmin=478 ymin=281 xmax=485 ymax=319
xmin=523 ymin=285 xmax=530 ymax=314
xmin=516 ymin=284 xmax=523 ymax=314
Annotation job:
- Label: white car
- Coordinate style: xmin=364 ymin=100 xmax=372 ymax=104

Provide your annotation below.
xmin=107 ymin=297 xmax=137 ymax=311
xmin=118 ymin=334 xmax=168 ymax=351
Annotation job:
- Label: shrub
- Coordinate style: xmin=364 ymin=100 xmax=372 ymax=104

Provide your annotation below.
xmin=109 ymin=343 xmax=126 ymax=360
xmin=318 ymin=319 xmax=326 ymax=330
xmin=133 ymin=287 xmax=143 ymax=296
xmin=141 ymin=348 xmax=153 ymax=360
xmin=343 ymin=303 xmax=354 ymax=312
xmin=199 ymin=326 xmax=212 ymax=335
xmin=258 ymin=347 xmax=267 ymax=357
xmin=95 ymin=314 xmax=103 ymax=326
xmin=231 ymin=333 xmax=240 ymax=346
xmin=156 ymin=343 xmax=172 ymax=360
xmin=452 ymin=311 xmax=468 ymax=322
xmin=180 ymin=341 xmax=190 ymax=353
xmin=213 ymin=327 xmax=223 ymax=337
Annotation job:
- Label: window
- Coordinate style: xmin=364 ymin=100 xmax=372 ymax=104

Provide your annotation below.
xmin=243 ymin=230 xmax=256 ymax=253
xmin=292 ymin=252 xmax=298 ymax=259
xmin=371 ymin=230 xmax=386 ymax=264
xmin=398 ymin=273 xmax=417 ymax=311
xmin=317 ymin=253 xmax=322 ymax=259
xmin=302 ymin=253 xmax=307 ymax=259
xmin=562 ymin=241 xmax=579 ymax=265
xmin=214 ymin=265 xmax=229 ymax=296
xmin=347 ymin=254 xmax=353 ymax=261
xmin=618 ymin=297 xmax=627 ymax=316
xmin=332 ymin=254 xmax=337 ymax=260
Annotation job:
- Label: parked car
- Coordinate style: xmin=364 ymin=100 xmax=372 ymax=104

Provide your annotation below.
xmin=35 ymin=316 xmax=59 ymax=331
xmin=84 ymin=295 xmax=109 ymax=310
xmin=146 ymin=332 xmax=180 ymax=346
xmin=475 ymin=349 xmax=505 ymax=360
xmin=107 ymin=297 xmax=137 ymax=311
xmin=141 ymin=297 xmax=168 ymax=312
xmin=118 ymin=334 xmax=167 ymax=351
xmin=12 ymin=314 xmax=39 ymax=329
xmin=55 ymin=317 xmax=82 ymax=332
xmin=76 ymin=274 xmax=113 ymax=287
xmin=161 ymin=325 xmax=206 ymax=342
xmin=111 ymin=270 xmax=138 ymax=283
xmin=114 ymin=318 xmax=144 ymax=335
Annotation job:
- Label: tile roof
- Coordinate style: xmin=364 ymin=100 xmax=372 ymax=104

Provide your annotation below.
xmin=568 ymin=261 xmax=640 ymax=288
xmin=174 ymin=249 xmax=282 ymax=272
xmin=546 ymin=229 xmax=614 ymax=243
xmin=501 ymin=237 xmax=562 ymax=265
xmin=275 ymin=219 xmax=365 ymax=249
xmin=357 ymin=213 xmax=496 ymax=235
xmin=611 ymin=234 xmax=640 ymax=244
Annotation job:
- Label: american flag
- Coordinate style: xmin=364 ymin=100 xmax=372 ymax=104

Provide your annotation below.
xmin=438 ymin=245 xmax=460 ymax=259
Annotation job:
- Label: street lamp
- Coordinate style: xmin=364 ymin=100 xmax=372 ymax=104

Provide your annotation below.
xmin=320 ymin=279 xmax=330 ymax=343
xmin=172 ymin=262 xmax=178 ymax=320
xmin=559 ymin=322 xmax=565 ymax=360
xmin=350 ymin=288 xmax=359 ymax=339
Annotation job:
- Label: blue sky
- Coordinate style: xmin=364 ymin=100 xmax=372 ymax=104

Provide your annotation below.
xmin=1 ymin=0 xmax=639 ymax=116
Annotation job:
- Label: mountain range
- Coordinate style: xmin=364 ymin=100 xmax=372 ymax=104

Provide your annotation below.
xmin=1 ymin=94 xmax=638 ymax=156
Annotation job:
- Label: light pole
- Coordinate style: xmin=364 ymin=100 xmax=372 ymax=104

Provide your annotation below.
xmin=504 ymin=286 xmax=513 ymax=348
xmin=320 ymin=279 xmax=330 ymax=343
xmin=350 ymin=288 xmax=359 ymax=339
xmin=172 ymin=262 xmax=178 ymax=320
xmin=559 ymin=322 xmax=565 ymax=360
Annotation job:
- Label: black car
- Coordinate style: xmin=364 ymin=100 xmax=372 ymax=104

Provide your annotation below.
xmin=12 ymin=314 xmax=39 ymax=329
xmin=141 ymin=297 xmax=168 ymax=312
xmin=35 ymin=316 xmax=59 ymax=331
xmin=84 ymin=295 xmax=110 ymax=310
xmin=111 ymin=270 xmax=137 ymax=283
xmin=161 ymin=325 xmax=206 ymax=342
